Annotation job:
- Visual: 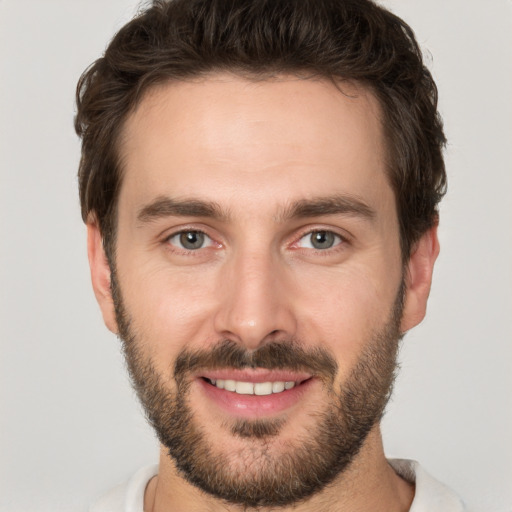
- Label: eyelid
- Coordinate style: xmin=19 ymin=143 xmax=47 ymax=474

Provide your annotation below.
xmin=160 ymin=224 xmax=349 ymax=253
xmin=164 ymin=226 xmax=220 ymax=252
xmin=291 ymin=227 xmax=349 ymax=251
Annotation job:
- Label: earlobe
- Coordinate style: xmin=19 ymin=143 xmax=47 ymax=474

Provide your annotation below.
xmin=400 ymin=224 xmax=440 ymax=333
xmin=87 ymin=219 xmax=119 ymax=334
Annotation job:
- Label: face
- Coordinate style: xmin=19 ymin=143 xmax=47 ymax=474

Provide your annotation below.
xmin=89 ymin=74 xmax=435 ymax=507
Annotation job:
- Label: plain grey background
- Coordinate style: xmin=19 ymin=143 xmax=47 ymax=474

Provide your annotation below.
xmin=1 ymin=1 xmax=511 ymax=511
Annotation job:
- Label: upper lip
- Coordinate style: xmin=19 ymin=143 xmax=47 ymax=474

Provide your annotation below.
xmin=197 ymin=369 xmax=312 ymax=384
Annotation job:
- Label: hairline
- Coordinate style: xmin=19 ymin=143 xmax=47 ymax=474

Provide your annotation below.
xmin=101 ymin=70 xmax=405 ymax=265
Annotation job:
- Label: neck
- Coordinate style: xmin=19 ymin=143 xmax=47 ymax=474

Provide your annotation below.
xmin=145 ymin=426 xmax=414 ymax=512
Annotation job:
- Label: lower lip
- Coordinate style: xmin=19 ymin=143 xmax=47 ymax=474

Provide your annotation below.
xmin=197 ymin=378 xmax=314 ymax=418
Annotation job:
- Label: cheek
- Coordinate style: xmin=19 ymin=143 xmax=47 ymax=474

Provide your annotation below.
xmin=117 ymin=259 xmax=220 ymax=369
xmin=291 ymin=264 xmax=398 ymax=371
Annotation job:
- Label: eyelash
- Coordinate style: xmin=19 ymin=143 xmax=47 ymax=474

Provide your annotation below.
xmin=164 ymin=228 xmax=216 ymax=253
xmin=291 ymin=228 xmax=348 ymax=254
xmin=162 ymin=227 xmax=349 ymax=255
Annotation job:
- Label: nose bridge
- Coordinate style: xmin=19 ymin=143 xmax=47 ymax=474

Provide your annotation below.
xmin=214 ymin=244 xmax=295 ymax=349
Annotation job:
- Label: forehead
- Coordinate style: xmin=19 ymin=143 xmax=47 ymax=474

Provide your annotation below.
xmin=118 ymin=73 xmax=391 ymax=217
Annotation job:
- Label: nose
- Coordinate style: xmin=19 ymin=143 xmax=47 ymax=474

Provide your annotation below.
xmin=213 ymin=249 xmax=297 ymax=350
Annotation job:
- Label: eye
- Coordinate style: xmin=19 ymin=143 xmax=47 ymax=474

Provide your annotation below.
xmin=297 ymin=230 xmax=342 ymax=250
xmin=167 ymin=230 xmax=213 ymax=250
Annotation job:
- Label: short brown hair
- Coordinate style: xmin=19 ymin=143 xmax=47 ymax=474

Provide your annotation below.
xmin=75 ymin=0 xmax=446 ymax=262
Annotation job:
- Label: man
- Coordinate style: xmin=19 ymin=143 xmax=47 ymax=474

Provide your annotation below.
xmin=76 ymin=0 xmax=466 ymax=510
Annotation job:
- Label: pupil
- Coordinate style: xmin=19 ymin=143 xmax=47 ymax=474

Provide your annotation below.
xmin=312 ymin=231 xmax=334 ymax=249
xmin=180 ymin=231 xmax=204 ymax=249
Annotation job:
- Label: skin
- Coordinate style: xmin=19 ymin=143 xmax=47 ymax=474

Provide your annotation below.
xmin=88 ymin=74 xmax=439 ymax=511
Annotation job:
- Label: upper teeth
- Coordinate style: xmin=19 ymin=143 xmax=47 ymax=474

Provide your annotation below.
xmin=210 ymin=379 xmax=296 ymax=395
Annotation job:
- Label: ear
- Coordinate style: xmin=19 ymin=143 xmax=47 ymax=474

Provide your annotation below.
xmin=87 ymin=219 xmax=119 ymax=334
xmin=400 ymin=224 xmax=440 ymax=333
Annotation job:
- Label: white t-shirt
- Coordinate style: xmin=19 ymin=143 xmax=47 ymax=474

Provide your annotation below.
xmin=90 ymin=459 xmax=466 ymax=512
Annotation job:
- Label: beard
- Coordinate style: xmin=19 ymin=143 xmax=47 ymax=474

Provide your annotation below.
xmin=111 ymin=271 xmax=404 ymax=508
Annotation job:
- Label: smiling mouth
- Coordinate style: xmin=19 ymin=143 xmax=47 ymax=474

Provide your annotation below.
xmin=203 ymin=377 xmax=311 ymax=395
xmin=198 ymin=372 xmax=315 ymax=417
xmin=208 ymin=378 xmax=293 ymax=395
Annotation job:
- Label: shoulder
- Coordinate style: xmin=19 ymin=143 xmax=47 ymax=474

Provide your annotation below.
xmin=89 ymin=465 xmax=159 ymax=512
xmin=389 ymin=459 xmax=467 ymax=512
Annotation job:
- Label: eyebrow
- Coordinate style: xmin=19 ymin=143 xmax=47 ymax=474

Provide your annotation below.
xmin=280 ymin=194 xmax=376 ymax=222
xmin=136 ymin=194 xmax=376 ymax=225
xmin=137 ymin=196 xmax=228 ymax=224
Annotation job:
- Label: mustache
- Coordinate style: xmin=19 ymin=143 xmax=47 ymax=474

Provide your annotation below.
xmin=174 ymin=339 xmax=338 ymax=383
